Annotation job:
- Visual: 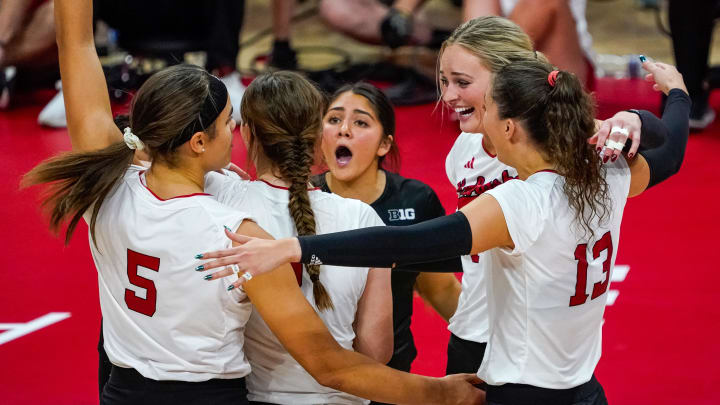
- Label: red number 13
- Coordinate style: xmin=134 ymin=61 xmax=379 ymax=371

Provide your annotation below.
xmin=569 ymin=231 xmax=613 ymax=307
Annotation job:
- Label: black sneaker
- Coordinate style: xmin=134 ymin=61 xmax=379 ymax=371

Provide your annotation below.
xmin=269 ymin=40 xmax=298 ymax=71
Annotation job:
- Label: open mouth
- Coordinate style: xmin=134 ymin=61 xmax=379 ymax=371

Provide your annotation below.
xmin=335 ymin=146 xmax=353 ymax=167
xmin=455 ymin=107 xmax=475 ymax=117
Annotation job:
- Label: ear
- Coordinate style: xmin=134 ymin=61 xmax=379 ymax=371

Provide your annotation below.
xmin=188 ymin=131 xmax=208 ymax=154
xmin=504 ymin=119 xmax=516 ymax=142
xmin=377 ymin=135 xmax=393 ymax=157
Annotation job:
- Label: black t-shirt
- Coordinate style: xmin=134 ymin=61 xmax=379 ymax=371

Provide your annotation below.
xmin=313 ymin=170 xmax=446 ymax=371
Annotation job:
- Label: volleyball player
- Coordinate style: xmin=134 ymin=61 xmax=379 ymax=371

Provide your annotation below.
xmin=197 ymin=58 xmax=690 ymax=404
xmin=312 ymin=82 xmax=462 ymax=383
xmin=24 ymin=0 xmax=485 ymax=403
xmin=204 ymin=71 xmax=393 ymax=405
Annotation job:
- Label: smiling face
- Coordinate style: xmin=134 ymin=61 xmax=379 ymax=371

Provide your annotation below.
xmin=439 ymin=44 xmax=492 ymax=134
xmin=321 ymin=91 xmax=392 ymax=182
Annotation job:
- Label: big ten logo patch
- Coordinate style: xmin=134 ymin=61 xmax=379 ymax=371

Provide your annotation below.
xmin=388 ymin=208 xmax=416 ymax=221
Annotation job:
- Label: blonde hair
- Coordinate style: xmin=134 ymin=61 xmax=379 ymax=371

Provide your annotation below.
xmin=438 ymin=16 xmax=541 ymax=77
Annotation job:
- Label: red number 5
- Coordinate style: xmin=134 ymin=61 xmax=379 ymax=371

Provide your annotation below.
xmin=125 ymin=249 xmax=160 ymax=317
xmin=569 ymin=231 xmax=613 ymax=307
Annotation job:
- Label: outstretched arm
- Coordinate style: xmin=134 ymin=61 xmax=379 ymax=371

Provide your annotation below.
xmin=627 ymin=61 xmax=690 ymax=197
xmin=55 ymin=0 xmax=121 ymax=152
xmin=198 ymin=195 xmax=509 ymax=283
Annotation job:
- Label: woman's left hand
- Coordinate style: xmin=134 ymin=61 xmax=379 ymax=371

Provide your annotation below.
xmin=589 ymin=111 xmax=642 ymax=162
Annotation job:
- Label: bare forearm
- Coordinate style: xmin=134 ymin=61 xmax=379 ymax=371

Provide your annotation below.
xmin=55 ymin=0 xmax=94 ymax=47
xmin=316 ymin=349 xmax=449 ymax=405
xmin=463 ymin=0 xmax=501 ymax=21
xmin=416 ymin=273 xmax=461 ymax=322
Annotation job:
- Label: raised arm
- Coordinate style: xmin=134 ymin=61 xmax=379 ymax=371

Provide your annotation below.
xmin=233 ymin=221 xmax=482 ymax=405
xmin=627 ymin=61 xmax=690 ymax=197
xmin=353 ymin=267 xmax=393 ymax=364
xmin=55 ymin=0 xmax=121 ymax=152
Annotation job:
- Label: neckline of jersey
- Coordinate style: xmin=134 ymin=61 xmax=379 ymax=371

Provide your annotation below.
xmin=259 ymin=179 xmax=321 ymax=191
xmin=481 ymin=135 xmax=497 ymax=158
xmin=138 ymin=171 xmax=212 ymax=201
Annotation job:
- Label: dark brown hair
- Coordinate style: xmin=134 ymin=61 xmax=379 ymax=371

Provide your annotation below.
xmin=241 ymin=71 xmax=334 ymax=311
xmin=329 ymin=82 xmax=400 ymax=172
xmin=23 ymin=64 xmax=225 ymax=246
xmin=490 ymin=59 xmax=609 ymax=237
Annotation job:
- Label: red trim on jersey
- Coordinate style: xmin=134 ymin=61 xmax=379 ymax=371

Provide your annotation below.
xmin=138 ymin=171 xmax=212 ymax=201
xmin=259 ymin=179 xmax=321 ymax=191
xmin=481 ymin=137 xmax=497 ymax=158
xmin=534 ymin=169 xmax=558 ymax=174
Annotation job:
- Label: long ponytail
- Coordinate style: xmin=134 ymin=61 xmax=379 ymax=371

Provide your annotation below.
xmin=23 ymin=64 xmax=228 ymax=246
xmin=23 ymin=142 xmax=134 ymax=246
xmin=241 ymin=71 xmax=334 ymax=311
xmin=491 ymin=60 xmax=609 ymax=237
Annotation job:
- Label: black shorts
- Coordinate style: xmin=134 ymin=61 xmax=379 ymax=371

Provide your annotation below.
xmin=486 ymin=374 xmax=608 ymax=405
xmin=101 ymin=365 xmax=249 ymax=405
xmin=445 ymin=333 xmax=487 ymax=375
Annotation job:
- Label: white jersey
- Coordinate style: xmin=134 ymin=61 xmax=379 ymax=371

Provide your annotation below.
xmin=479 ymin=159 xmax=631 ymax=388
xmin=445 ymin=132 xmax=517 ymax=344
xmin=88 ymin=166 xmax=253 ymax=381
xmin=206 ymin=176 xmax=385 ymax=405
xmin=499 ymin=0 xmax=595 ymax=64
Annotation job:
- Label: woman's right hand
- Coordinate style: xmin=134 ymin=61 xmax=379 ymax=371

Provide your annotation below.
xmin=439 ymin=374 xmax=486 ymax=405
xmin=643 ymin=61 xmax=688 ymax=96
xmin=197 ymin=229 xmax=302 ymax=289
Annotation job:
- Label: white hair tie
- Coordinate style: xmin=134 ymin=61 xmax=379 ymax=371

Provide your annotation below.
xmin=123 ymin=127 xmax=145 ymax=151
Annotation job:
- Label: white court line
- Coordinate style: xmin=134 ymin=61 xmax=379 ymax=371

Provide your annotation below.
xmin=0 ymin=312 xmax=71 ymax=346
xmin=611 ymin=265 xmax=630 ymax=282
xmin=606 ymin=290 xmax=620 ymax=306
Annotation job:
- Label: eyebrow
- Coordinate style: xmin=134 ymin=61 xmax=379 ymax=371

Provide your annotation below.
xmin=439 ymin=70 xmax=472 ymax=79
xmin=328 ymin=106 xmax=375 ymax=120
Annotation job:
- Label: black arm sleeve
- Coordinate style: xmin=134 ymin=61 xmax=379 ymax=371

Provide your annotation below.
xmin=394 ymin=256 xmax=464 ymax=273
xmin=624 ymin=109 xmax=669 ymax=152
xmin=299 ymin=211 xmax=473 ymax=268
xmin=638 ymin=89 xmax=691 ymax=188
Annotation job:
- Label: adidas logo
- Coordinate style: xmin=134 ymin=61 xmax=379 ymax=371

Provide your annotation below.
xmin=309 ymin=254 xmax=323 ymax=266
xmin=464 ymin=157 xmax=475 ymax=169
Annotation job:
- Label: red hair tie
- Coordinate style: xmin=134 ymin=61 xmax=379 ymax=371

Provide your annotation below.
xmin=548 ymin=70 xmax=560 ymax=87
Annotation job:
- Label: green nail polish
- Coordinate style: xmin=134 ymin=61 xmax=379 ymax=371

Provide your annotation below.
xmin=224 ymin=225 xmax=231 ymax=231
xmin=204 ymin=274 xmax=213 ymax=280
xmin=227 ymin=285 xmax=235 ymax=291
xmin=639 ymin=55 xmax=647 ymax=63
xmin=195 ymin=265 xmax=204 ymax=271
xmin=195 ymin=254 xmax=203 ymax=259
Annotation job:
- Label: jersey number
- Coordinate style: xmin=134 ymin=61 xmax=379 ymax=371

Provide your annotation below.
xmin=569 ymin=231 xmax=613 ymax=307
xmin=125 ymin=249 xmax=160 ymax=317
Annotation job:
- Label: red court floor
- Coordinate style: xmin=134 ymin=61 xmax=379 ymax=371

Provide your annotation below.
xmin=0 ymin=78 xmax=719 ymax=404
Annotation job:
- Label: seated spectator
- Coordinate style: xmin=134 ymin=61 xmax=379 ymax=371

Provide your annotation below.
xmin=37 ymin=0 xmax=246 ymax=128
xmin=0 ymin=0 xmax=58 ymax=110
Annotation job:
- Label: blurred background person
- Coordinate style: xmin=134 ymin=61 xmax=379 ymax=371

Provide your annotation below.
xmin=36 ymin=0 xmax=246 ymax=128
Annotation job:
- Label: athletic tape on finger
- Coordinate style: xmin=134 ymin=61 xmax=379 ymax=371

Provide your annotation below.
xmin=609 ymin=126 xmax=629 ymax=137
xmin=605 ymin=140 xmax=626 ymax=150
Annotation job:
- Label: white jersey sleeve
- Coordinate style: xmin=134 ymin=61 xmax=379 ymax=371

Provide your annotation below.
xmin=485 ymin=178 xmax=548 ymax=255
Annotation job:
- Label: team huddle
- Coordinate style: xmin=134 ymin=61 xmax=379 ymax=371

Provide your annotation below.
xmin=24 ymin=0 xmax=690 ymax=404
